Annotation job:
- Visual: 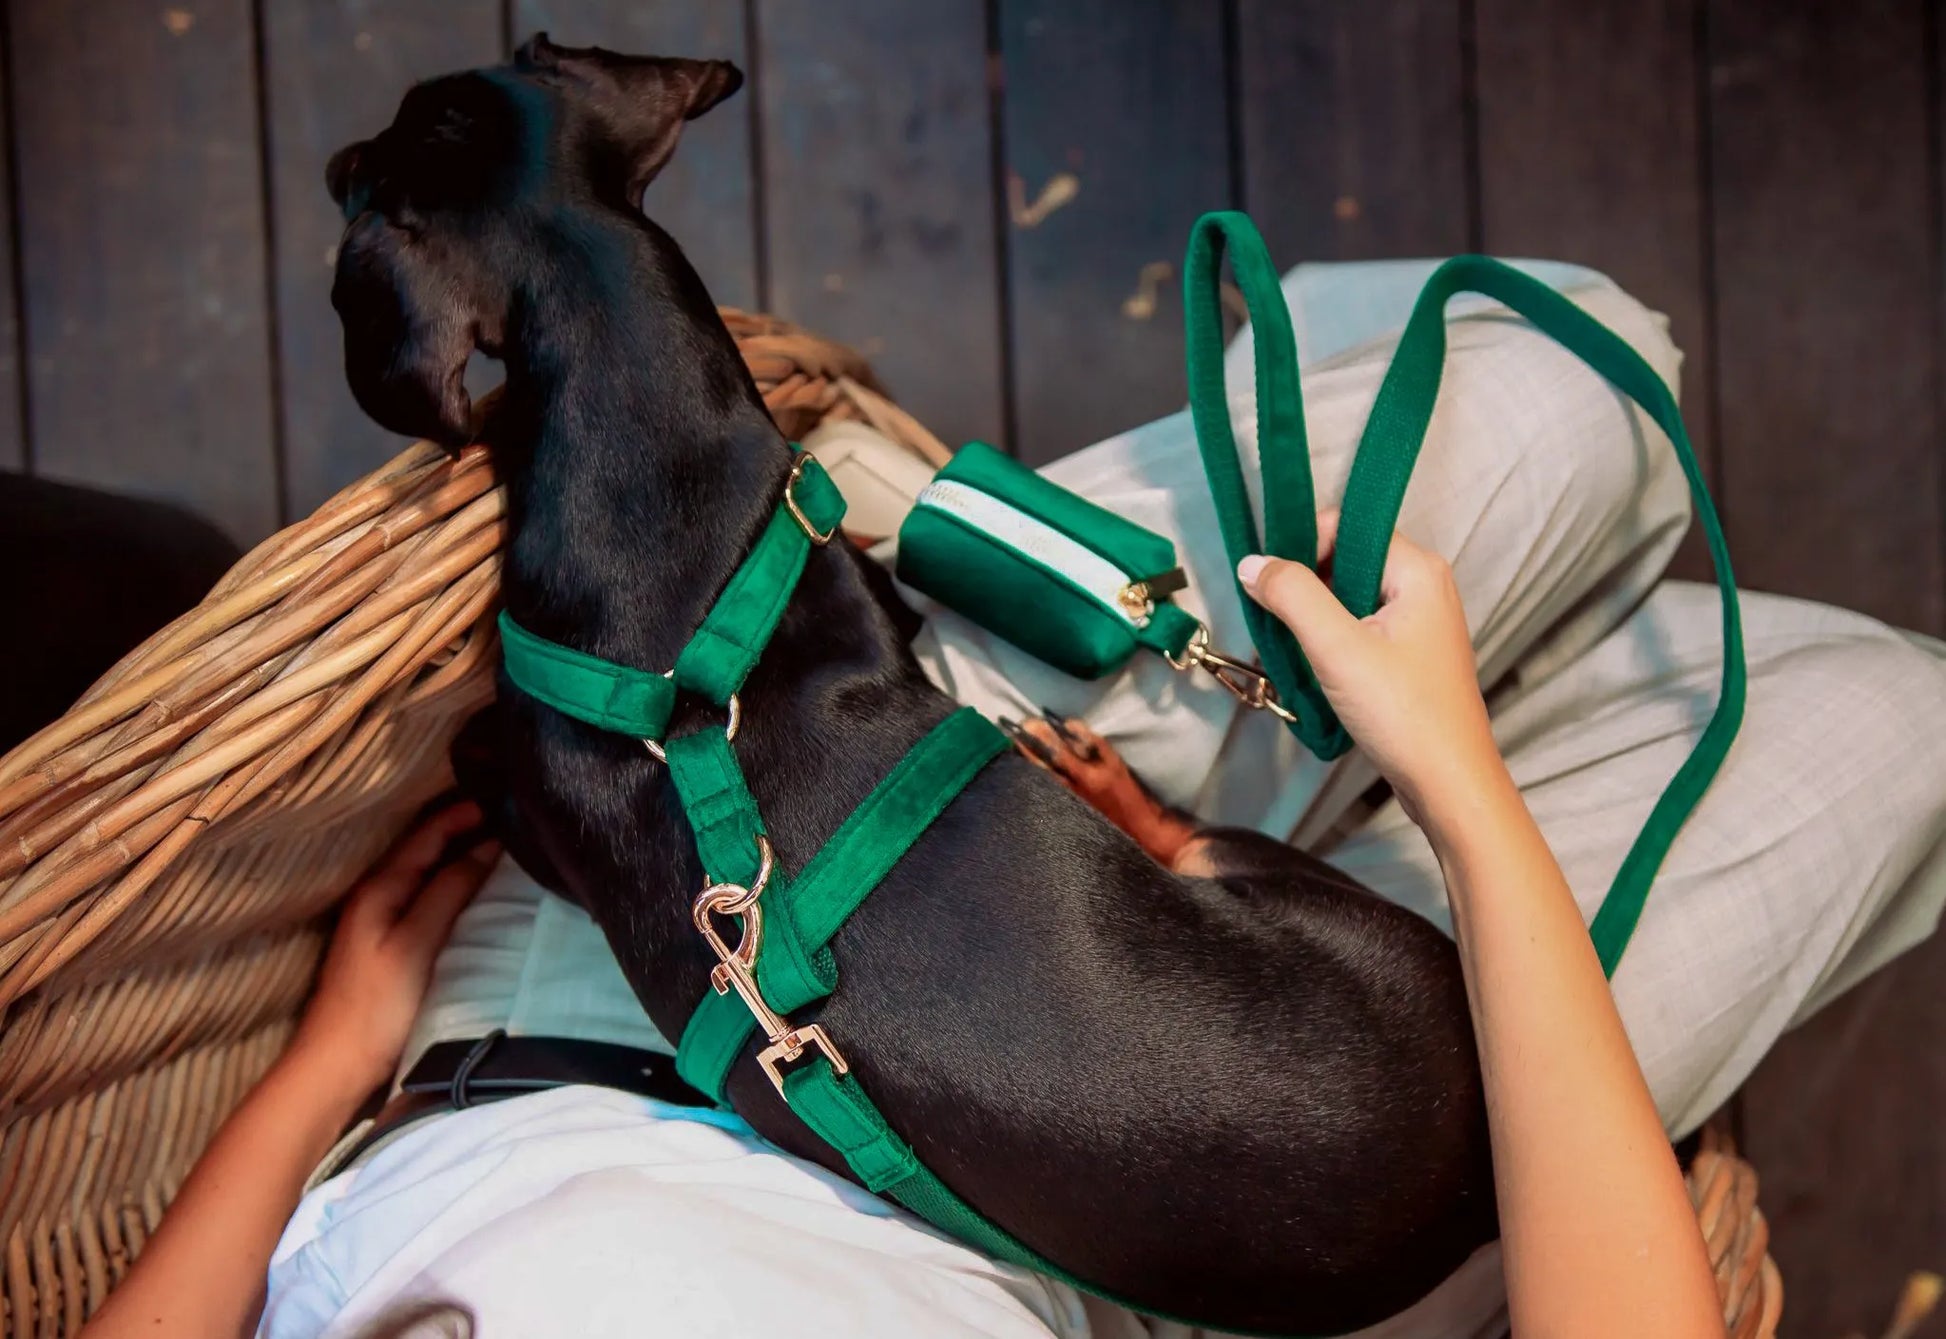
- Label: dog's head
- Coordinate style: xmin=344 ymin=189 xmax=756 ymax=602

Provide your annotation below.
xmin=327 ymin=35 xmax=742 ymax=447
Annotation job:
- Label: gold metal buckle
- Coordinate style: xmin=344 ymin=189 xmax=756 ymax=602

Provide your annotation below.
xmin=1116 ymin=581 xmax=1155 ymax=627
xmin=784 ymin=456 xmax=838 ymax=547
xmin=1167 ymin=625 xmax=1298 ymax=724
xmin=691 ymin=834 xmax=850 ymax=1096
xmin=642 ymin=680 xmax=741 ymax=763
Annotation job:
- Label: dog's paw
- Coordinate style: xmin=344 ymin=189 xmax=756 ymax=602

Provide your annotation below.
xmin=998 ymin=709 xmax=1194 ymax=862
xmin=999 ymin=707 xmax=1105 ymax=783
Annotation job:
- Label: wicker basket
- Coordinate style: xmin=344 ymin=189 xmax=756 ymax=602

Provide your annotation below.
xmin=0 ymin=311 xmax=1777 ymax=1337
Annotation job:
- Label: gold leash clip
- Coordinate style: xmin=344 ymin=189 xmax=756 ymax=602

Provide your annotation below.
xmin=691 ymin=834 xmax=850 ymax=1096
xmin=1166 ymin=625 xmax=1298 ymax=724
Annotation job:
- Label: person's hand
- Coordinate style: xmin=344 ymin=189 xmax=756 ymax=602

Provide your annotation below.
xmin=290 ymin=800 xmax=501 ymax=1096
xmin=1237 ymin=512 xmax=1504 ymax=826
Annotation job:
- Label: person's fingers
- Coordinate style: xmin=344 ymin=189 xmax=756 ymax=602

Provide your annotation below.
xmin=359 ymin=801 xmax=487 ymax=912
xmin=1314 ymin=509 xmax=1341 ymax=565
xmin=1238 ymin=554 xmax=1360 ymax=656
xmin=1375 ymin=529 xmax=1449 ymax=606
xmin=397 ymin=842 xmax=501 ymax=954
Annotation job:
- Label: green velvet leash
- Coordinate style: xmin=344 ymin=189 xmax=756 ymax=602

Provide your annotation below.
xmin=1348 ymin=255 xmax=1745 ymax=973
xmin=1184 ymin=213 xmax=1345 ymax=758
xmin=1185 ymin=212 xmax=1746 ymax=975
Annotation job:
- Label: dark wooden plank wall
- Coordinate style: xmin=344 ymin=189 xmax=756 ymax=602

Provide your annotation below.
xmin=0 ymin=3 xmax=1941 ymax=1332
xmin=262 ymin=2 xmax=503 ymax=517
xmin=10 ymin=0 xmax=281 ymax=541
xmin=1000 ymin=0 xmax=1230 ymax=459
xmin=757 ymin=0 xmax=1005 ymax=450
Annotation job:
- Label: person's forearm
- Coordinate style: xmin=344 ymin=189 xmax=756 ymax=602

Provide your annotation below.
xmin=1423 ymin=771 xmax=1723 ymax=1339
xmin=80 ymin=1038 xmax=372 ymax=1339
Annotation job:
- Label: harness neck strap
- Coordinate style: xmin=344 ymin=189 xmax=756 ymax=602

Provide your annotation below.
xmin=497 ymin=451 xmax=847 ymax=744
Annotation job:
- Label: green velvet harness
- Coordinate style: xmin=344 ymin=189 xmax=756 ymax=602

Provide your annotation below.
xmin=495 ymin=211 xmax=1747 ymax=1334
xmin=497 ymin=452 xmax=1154 ymax=1311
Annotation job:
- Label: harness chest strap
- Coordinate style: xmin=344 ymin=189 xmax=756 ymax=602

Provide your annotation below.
xmin=674 ymin=706 xmax=1010 ymax=1099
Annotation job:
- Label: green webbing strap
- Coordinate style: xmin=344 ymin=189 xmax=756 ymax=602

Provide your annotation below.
xmin=497 ymin=452 xmax=845 ymax=741
xmin=674 ymin=708 xmax=1009 ymax=1099
xmin=1135 ymin=602 xmax=1202 ymax=661
xmin=670 ymin=705 xmax=1211 ymax=1320
xmin=779 ymin=1053 xmax=1228 ymax=1325
xmin=1343 ymin=255 xmax=1745 ymax=973
xmin=664 ymin=728 xmax=767 ymax=887
xmin=675 ymin=459 xmax=847 ymax=705
xmin=1185 ymin=212 xmax=1347 ymax=759
xmin=496 ymin=609 xmax=678 ymax=740
xmin=761 ymin=708 xmax=1010 ymax=1009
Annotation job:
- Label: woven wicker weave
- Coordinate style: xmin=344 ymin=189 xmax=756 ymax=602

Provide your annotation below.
xmin=0 ymin=310 xmax=1777 ymax=1337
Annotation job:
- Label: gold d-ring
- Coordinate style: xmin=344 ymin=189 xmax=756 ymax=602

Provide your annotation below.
xmin=784 ymin=456 xmax=838 ymax=546
xmin=642 ymin=689 xmax=742 ymax=763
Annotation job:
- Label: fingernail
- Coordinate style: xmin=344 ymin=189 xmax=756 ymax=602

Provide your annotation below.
xmin=1237 ymin=554 xmax=1268 ymax=591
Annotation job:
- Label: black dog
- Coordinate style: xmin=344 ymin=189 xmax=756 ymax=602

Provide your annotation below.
xmin=328 ymin=37 xmax=1495 ymax=1334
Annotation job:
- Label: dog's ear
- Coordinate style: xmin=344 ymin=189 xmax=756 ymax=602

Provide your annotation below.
xmin=332 ymin=212 xmax=489 ymax=448
xmin=514 ymin=32 xmax=742 ymax=205
xmin=325 ymin=140 xmax=367 ymax=212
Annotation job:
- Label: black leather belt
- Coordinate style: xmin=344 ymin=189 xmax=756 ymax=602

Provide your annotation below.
xmin=318 ymin=1031 xmax=712 ymax=1182
xmin=404 ymin=1030 xmax=712 ymax=1109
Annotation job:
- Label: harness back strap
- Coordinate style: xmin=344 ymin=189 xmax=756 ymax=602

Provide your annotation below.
xmin=676 ymin=458 xmax=846 ymax=704
xmin=675 ymin=707 xmax=1010 ymax=1098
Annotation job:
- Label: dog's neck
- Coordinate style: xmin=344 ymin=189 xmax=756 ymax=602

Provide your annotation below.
xmin=489 ymin=213 xmax=791 ymax=672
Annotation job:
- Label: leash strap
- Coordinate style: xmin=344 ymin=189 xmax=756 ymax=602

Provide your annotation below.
xmin=1351 ymin=256 xmax=1745 ymax=972
xmin=1186 ymin=213 xmax=1746 ymax=974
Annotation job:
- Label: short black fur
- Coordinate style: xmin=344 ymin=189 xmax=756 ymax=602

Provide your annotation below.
xmin=330 ymin=36 xmax=1497 ymax=1333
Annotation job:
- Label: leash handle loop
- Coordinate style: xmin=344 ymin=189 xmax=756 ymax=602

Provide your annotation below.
xmin=1184 ymin=212 xmax=1350 ymax=759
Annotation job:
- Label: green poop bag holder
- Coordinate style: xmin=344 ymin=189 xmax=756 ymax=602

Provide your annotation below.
xmin=900 ymin=210 xmax=1746 ymax=976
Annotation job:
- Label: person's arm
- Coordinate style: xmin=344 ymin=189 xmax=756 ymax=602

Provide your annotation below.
xmin=79 ymin=803 xmax=499 ymax=1339
xmin=1239 ymin=517 xmax=1724 ymax=1339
